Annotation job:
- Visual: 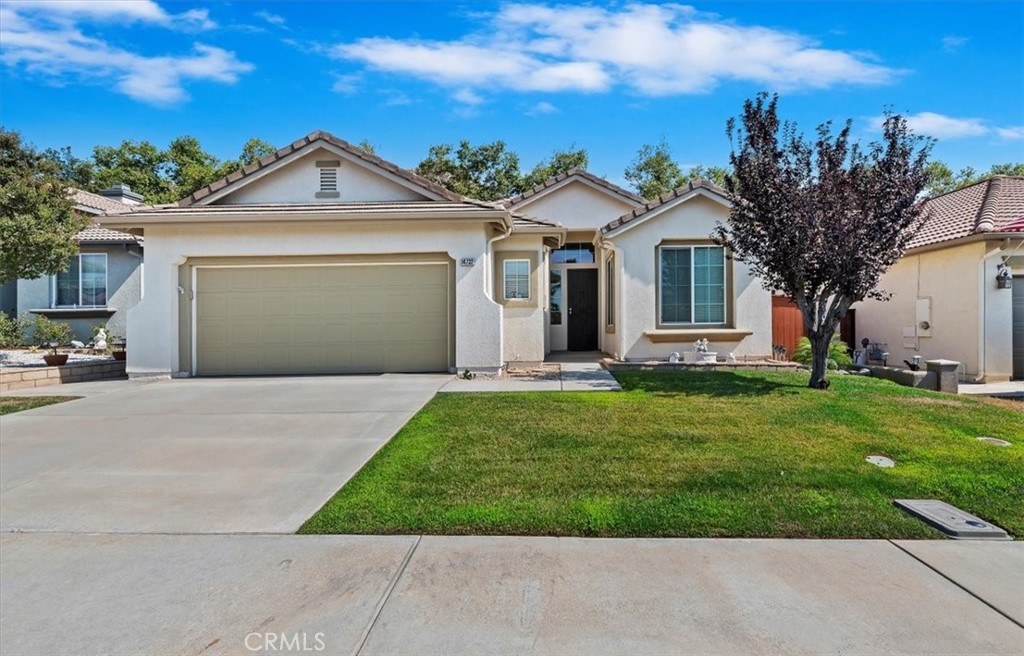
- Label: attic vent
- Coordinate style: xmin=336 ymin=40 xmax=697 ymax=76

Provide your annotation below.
xmin=315 ymin=160 xmax=341 ymax=198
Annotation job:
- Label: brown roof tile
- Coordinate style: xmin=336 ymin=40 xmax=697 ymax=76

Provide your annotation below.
xmin=70 ymin=188 xmax=133 ymax=214
xmin=911 ymin=176 xmax=1024 ymax=248
xmin=505 ymin=168 xmax=646 ymax=207
xmin=178 ymin=130 xmax=464 ymax=206
xmin=600 ymin=179 xmax=730 ymax=235
xmin=76 ymin=224 xmax=141 ymax=243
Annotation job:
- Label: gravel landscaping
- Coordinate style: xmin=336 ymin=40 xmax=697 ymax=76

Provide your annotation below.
xmin=0 ymin=349 xmax=114 ymax=369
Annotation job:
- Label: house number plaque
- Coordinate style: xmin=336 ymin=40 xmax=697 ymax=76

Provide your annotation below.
xmin=460 ymin=258 xmax=476 ymax=267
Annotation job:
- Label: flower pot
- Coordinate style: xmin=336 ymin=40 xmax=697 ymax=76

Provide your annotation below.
xmin=112 ymin=351 xmax=127 ymax=361
xmin=696 ymin=352 xmax=718 ymax=364
xmin=43 ymin=354 xmax=69 ymax=366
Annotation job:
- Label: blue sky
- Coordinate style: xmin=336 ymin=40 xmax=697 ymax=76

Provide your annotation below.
xmin=2 ymin=1 xmax=1022 ymax=187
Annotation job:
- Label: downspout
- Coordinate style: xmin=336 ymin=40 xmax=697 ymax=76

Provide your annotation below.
xmin=484 ymin=218 xmax=513 ymax=301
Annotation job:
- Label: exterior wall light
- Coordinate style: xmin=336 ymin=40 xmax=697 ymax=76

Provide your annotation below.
xmin=995 ymin=265 xmax=1012 ymax=289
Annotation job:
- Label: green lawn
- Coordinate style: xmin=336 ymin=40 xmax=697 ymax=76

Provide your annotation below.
xmin=0 ymin=395 xmax=78 ymax=415
xmin=300 ymin=371 xmax=1024 ymax=539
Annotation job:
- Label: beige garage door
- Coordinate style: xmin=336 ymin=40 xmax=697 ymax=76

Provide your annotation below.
xmin=195 ymin=263 xmax=449 ymax=375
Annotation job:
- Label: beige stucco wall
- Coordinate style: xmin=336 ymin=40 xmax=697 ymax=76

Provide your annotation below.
xmin=515 ymin=180 xmax=638 ymax=230
xmin=494 ymin=234 xmax=547 ymax=362
xmin=125 ymin=219 xmax=507 ymax=377
xmin=855 ymin=239 xmax=1020 ymax=381
xmin=215 ymin=147 xmax=428 ymax=205
xmin=601 ymin=195 xmax=772 ymax=361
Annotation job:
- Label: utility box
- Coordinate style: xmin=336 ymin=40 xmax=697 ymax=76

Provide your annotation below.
xmin=915 ymin=298 xmax=932 ymax=337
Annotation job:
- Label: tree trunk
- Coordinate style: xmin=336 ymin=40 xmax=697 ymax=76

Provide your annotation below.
xmin=807 ymin=331 xmax=832 ymax=389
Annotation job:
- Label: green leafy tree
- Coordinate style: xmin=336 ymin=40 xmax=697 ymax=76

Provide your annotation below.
xmin=356 ymin=140 xmax=377 ymax=156
xmin=166 ymin=136 xmax=227 ymax=199
xmin=715 ymin=93 xmax=931 ymax=389
xmin=91 ymin=139 xmax=173 ymax=202
xmin=42 ymin=146 xmax=95 ymax=189
xmin=416 ymin=140 xmax=522 ymax=201
xmin=624 ymin=139 xmax=686 ymax=200
xmin=922 ymin=161 xmax=1024 ymax=197
xmin=237 ymin=137 xmax=277 ymax=166
xmin=685 ymin=165 xmax=729 ymax=187
xmin=521 ymin=145 xmax=589 ymax=189
xmin=0 ymin=129 xmax=87 ymax=283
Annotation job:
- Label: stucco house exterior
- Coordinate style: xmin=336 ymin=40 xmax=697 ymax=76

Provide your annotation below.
xmin=98 ymin=130 xmax=771 ymax=378
xmin=855 ymin=175 xmax=1024 ymax=382
xmin=1 ymin=186 xmax=144 ymax=343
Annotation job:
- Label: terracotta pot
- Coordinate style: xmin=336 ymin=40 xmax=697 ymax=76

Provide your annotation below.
xmin=112 ymin=351 xmax=127 ymax=361
xmin=43 ymin=354 xmax=69 ymax=366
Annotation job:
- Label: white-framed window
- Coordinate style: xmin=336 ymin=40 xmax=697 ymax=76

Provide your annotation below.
xmin=52 ymin=253 xmax=107 ymax=308
xmin=503 ymin=259 xmax=531 ymax=300
xmin=658 ymin=245 xmax=726 ymax=324
xmin=606 ymin=254 xmax=615 ymax=326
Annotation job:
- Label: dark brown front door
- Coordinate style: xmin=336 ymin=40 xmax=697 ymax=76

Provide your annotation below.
xmin=567 ymin=269 xmax=598 ymax=351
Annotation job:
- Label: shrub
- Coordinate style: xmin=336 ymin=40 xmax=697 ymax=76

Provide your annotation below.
xmin=0 ymin=312 xmax=27 ymax=348
xmin=33 ymin=315 xmax=73 ymax=354
xmin=792 ymin=336 xmax=853 ymax=370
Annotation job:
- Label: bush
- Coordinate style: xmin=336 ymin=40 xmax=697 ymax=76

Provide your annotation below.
xmin=792 ymin=336 xmax=853 ymax=370
xmin=32 ymin=315 xmax=73 ymax=354
xmin=0 ymin=312 xmax=27 ymax=347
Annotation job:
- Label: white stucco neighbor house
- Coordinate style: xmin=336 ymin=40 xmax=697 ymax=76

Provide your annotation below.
xmin=1 ymin=186 xmax=144 ymax=343
xmin=855 ymin=175 xmax=1024 ymax=382
xmin=98 ymin=130 xmax=771 ymax=378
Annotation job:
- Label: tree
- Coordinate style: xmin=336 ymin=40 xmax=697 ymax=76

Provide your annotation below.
xmin=0 ymin=129 xmax=87 ymax=283
xmin=166 ymin=136 xmax=227 ymax=199
xmin=237 ymin=138 xmax=276 ymax=167
xmin=521 ymin=145 xmax=589 ymax=189
xmin=922 ymin=161 xmax=1024 ymax=197
xmin=624 ymin=139 xmax=686 ymax=200
xmin=356 ymin=140 xmax=376 ymax=155
xmin=42 ymin=146 xmax=95 ymax=189
xmin=416 ymin=140 xmax=522 ymax=201
xmin=91 ymin=139 xmax=173 ymax=202
xmin=714 ymin=93 xmax=931 ymax=389
xmin=685 ymin=164 xmax=729 ymax=187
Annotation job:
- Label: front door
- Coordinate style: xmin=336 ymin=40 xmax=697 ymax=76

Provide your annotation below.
xmin=567 ymin=269 xmax=598 ymax=351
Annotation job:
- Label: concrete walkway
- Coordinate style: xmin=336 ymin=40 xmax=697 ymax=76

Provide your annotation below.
xmin=960 ymin=380 xmax=1024 ymax=398
xmin=0 ymin=375 xmax=448 ymax=533
xmin=441 ymin=353 xmax=621 ymax=392
xmin=1 ymin=534 xmax=1020 ymax=655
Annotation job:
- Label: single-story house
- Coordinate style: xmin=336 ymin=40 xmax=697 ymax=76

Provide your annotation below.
xmin=855 ymin=175 xmax=1024 ymax=381
xmin=98 ymin=130 xmax=771 ymax=378
xmin=1 ymin=186 xmax=144 ymax=343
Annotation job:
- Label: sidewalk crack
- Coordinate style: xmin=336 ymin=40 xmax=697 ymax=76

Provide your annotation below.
xmin=351 ymin=534 xmax=422 ymax=655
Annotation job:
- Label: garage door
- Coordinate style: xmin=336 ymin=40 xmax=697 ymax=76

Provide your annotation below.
xmin=195 ymin=263 xmax=449 ymax=375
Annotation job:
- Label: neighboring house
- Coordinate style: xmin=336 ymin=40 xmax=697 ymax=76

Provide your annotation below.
xmin=99 ymin=130 xmax=770 ymax=379
xmin=855 ymin=175 xmax=1024 ymax=382
xmin=1 ymin=186 xmax=144 ymax=343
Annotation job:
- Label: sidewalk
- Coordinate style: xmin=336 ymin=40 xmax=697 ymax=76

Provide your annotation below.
xmin=441 ymin=355 xmax=621 ymax=392
xmin=2 ymin=534 xmax=1020 ymax=655
xmin=959 ymin=380 xmax=1024 ymax=398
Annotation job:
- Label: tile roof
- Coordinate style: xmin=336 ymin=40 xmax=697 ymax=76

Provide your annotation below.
xmin=111 ymin=201 xmax=507 ymax=219
xmin=71 ymin=188 xmax=134 ymax=214
xmin=911 ymin=176 xmax=1024 ymax=249
xmin=504 ymin=168 xmax=646 ymax=207
xmin=600 ymin=179 xmax=731 ymax=235
xmin=178 ymin=130 xmax=465 ymax=206
xmin=76 ymin=224 xmax=142 ymax=244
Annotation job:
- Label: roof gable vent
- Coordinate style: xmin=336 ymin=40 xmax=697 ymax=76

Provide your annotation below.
xmin=316 ymin=160 xmax=340 ymax=199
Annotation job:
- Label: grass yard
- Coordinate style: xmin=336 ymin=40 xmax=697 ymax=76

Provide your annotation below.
xmin=300 ymin=371 xmax=1024 ymax=539
xmin=0 ymin=396 xmax=78 ymax=415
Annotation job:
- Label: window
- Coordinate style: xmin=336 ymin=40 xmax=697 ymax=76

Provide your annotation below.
xmin=503 ymin=259 xmax=531 ymax=300
xmin=605 ymin=255 xmax=614 ymax=326
xmin=550 ymin=270 xmax=563 ymax=324
xmin=551 ymin=242 xmax=595 ymax=264
xmin=659 ymin=245 xmax=725 ymax=324
xmin=53 ymin=254 xmax=107 ymax=307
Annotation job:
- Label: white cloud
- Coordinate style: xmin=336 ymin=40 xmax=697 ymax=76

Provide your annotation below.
xmin=331 ymin=3 xmax=899 ymax=97
xmin=869 ymin=112 xmax=997 ymax=140
xmin=0 ymin=2 xmax=250 ymax=105
xmin=942 ymin=35 xmax=968 ymax=53
xmin=996 ymin=126 xmax=1024 ymax=141
xmin=453 ymin=88 xmax=484 ymax=105
xmin=331 ymin=73 xmax=361 ymax=94
xmin=255 ymin=10 xmax=286 ymax=27
xmin=526 ymin=100 xmax=559 ymax=115
xmin=10 ymin=0 xmax=217 ymax=30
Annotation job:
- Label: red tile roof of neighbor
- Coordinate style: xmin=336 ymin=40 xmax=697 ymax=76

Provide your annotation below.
xmin=912 ymin=175 xmax=1024 ymax=248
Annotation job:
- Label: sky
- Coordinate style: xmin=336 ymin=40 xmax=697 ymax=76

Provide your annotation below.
xmin=1 ymin=0 xmax=1022 ymax=187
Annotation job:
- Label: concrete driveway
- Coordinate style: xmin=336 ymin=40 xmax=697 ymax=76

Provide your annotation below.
xmin=0 ymin=374 xmax=449 ymax=533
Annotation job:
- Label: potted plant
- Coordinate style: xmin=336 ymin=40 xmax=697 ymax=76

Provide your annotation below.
xmin=111 ymin=335 xmax=127 ymax=361
xmin=34 ymin=315 xmax=73 ymax=366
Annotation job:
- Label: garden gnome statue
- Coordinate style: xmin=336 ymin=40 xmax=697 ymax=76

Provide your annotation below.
xmin=94 ymin=328 xmax=108 ymax=351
